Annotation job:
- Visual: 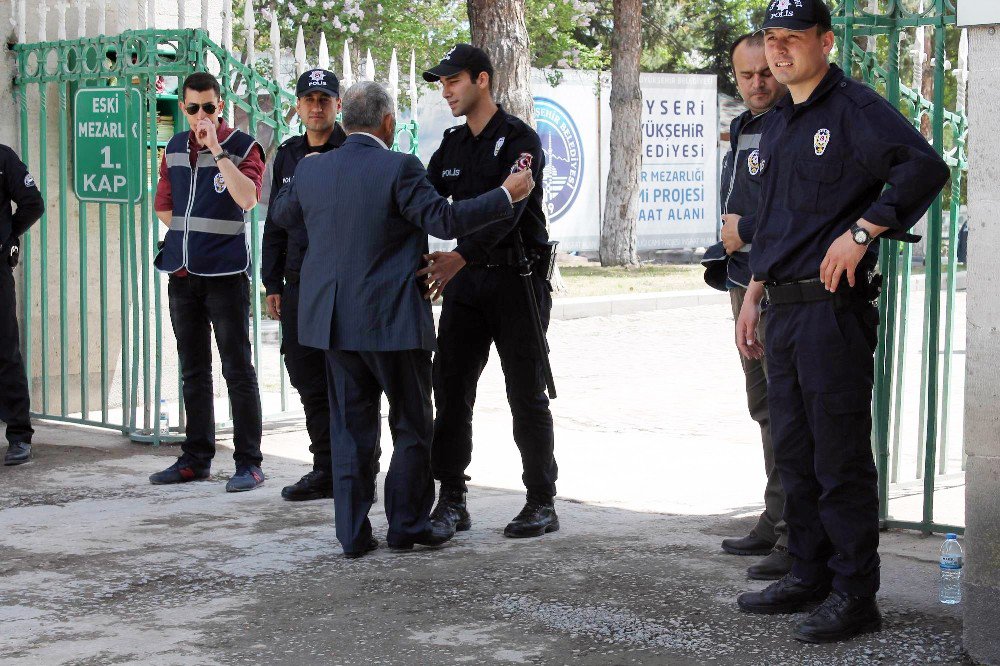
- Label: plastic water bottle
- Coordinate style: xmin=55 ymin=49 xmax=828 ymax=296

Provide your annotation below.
xmin=158 ymin=399 xmax=169 ymax=436
xmin=939 ymin=533 xmax=963 ymax=605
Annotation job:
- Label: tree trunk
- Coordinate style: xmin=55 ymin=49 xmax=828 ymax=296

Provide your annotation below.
xmin=600 ymin=0 xmax=642 ymax=267
xmin=467 ymin=0 xmax=535 ymax=124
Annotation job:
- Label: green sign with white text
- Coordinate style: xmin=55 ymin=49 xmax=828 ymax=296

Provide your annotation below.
xmin=74 ymin=88 xmax=143 ymax=203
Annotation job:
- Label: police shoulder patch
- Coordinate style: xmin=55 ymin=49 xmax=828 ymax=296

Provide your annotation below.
xmin=24 ymin=173 xmax=35 ymax=188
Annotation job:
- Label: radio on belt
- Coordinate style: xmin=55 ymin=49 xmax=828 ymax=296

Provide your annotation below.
xmin=511 ymin=152 xmax=533 ymax=174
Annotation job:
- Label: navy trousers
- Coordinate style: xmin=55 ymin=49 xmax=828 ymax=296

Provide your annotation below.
xmin=324 ymin=348 xmax=434 ymax=554
xmin=0 ymin=262 xmax=32 ymax=444
xmin=431 ymin=267 xmax=557 ymax=504
xmin=280 ymin=282 xmax=332 ymax=472
xmin=765 ymin=296 xmax=881 ymax=597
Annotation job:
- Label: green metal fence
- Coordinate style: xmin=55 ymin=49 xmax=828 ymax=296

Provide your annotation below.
xmin=11 ymin=29 xmax=418 ymax=445
xmin=833 ymin=0 xmax=967 ymax=534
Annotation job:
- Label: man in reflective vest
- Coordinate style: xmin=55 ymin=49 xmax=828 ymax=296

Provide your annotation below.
xmin=150 ymin=72 xmax=267 ymax=493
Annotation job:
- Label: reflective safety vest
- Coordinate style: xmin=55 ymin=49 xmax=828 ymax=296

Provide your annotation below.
xmin=154 ymin=129 xmax=260 ymax=276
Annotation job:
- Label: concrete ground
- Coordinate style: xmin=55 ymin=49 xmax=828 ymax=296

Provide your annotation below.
xmin=1 ymin=303 xmax=970 ymax=664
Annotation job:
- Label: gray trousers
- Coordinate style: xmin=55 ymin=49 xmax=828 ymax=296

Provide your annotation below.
xmin=730 ymin=286 xmax=787 ymax=548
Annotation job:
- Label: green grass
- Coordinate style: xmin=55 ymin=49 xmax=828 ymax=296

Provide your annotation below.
xmin=556 ymin=264 xmax=707 ymax=297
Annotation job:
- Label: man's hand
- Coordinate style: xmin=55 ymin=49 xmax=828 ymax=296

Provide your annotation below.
xmin=736 ymin=281 xmax=765 ymax=360
xmin=502 ymin=168 xmax=534 ymax=203
xmin=196 ymin=118 xmax=221 ymax=153
xmin=266 ymin=294 xmax=281 ymax=320
xmin=416 ymin=251 xmax=467 ymax=302
xmin=721 ymin=213 xmax=744 ymax=254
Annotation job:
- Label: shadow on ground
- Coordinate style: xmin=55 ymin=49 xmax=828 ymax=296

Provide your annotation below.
xmin=0 ymin=424 xmax=967 ymax=665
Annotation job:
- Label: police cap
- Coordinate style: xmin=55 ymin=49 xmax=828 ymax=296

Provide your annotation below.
xmin=760 ymin=0 xmax=833 ymax=32
xmin=422 ymin=44 xmax=493 ymax=83
xmin=296 ymin=68 xmax=340 ymax=98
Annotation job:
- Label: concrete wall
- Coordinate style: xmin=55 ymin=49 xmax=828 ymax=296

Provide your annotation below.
xmin=964 ymin=24 xmax=1000 ymax=666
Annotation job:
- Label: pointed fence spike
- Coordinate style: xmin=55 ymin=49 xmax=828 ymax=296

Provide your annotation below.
xmin=295 ymin=25 xmax=307 ymax=76
xmin=270 ymin=9 xmax=281 ymax=81
xmin=409 ymin=49 xmax=418 ymax=121
xmin=318 ymin=32 xmax=330 ymax=69
xmin=222 ymin=0 xmax=232 ymax=49
xmin=342 ymin=41 xmax=353 ymax=89
xmin=364 ymin=48 xmax=374 ymax=82
xmin=389 ymin=48 xmax=399 ymax=117
xmin=243 ymin=0 xmax=255 ymax=64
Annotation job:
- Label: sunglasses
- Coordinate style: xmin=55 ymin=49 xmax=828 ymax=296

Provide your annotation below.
xmin=184 ymin=102 xmax=220 ymax=115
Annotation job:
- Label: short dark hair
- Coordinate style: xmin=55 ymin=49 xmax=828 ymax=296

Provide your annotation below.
xmin=467 ymin=65 xmax=494 ymax=92
xmin=814 ymin=0 xmax=833 ymax=33
xmin=181 ymin=72 xmax=221 ymax=100
xmin=730 ymin=32 xmax=765 ymax=64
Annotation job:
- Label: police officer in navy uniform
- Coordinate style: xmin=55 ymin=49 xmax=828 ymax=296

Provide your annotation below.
xmin=419 ymin=44 xmax=559 ymax=538
xmin=0 ymin=144 xmax=44 ymax=466
xmin=703 ymin=31 xmax=793 ymax=581
xmin=261 ymin=69 xmax=351 ymax=501
xmin=733 ymin=0 xmax=950 ymax=643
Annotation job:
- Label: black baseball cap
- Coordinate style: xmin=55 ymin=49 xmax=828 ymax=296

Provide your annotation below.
xmin=296 ymin=68 xmax=340 ymax=98
xmin=760 ymin=0 xmax=832 ymax=32
xmin=422 ymin=44 xmax=493 ymax=83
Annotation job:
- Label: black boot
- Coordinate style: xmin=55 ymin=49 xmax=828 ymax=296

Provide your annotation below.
xmin=737 ymin=573 xmax=832 ymax=614
xmin=747 ymin=547 xmax=794 ymax=581
xmin=792 ymin=591 xmax=882 ymax=643
xmin=430 ymin=487 xmax=472 ymax=532
xmin=281 ymin=469 xmax=334 ymax=501
xmin=722 ymin=532 xmax=774 ymax=556
xmin=389 ymin=522 xmax=456 ymax=551
xmin=3 ymin=441 xmax=31 ymax=466
xmin=504 ymin=501 xmax=559 ymax=538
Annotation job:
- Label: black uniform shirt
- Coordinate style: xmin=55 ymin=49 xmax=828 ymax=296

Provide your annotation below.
xmin=426 ymin=106 xmax=548 ymax=262
xmin=748 ymin=65 xmax=950 ymax=283
xmin=261 ymin=124 xmax=347 ymax=295
xmin=0 ymin=144 xmax=45 ymax=247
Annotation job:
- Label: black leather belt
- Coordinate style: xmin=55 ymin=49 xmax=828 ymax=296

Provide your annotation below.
xmin=469 ymin=247 xmax=519 ymax=268
xmin=284 ymin=270 xmax=300 ymax=284
xmin=765 ymin=278 xmax=863 ymax=305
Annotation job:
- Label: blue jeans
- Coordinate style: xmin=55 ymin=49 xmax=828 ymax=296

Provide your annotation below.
xmin=168 ymin=273 xmax=262 ymax=468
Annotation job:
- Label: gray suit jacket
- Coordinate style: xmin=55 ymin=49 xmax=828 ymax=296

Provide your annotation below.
xmin=270 ymin=133 xmax=515 ymax=352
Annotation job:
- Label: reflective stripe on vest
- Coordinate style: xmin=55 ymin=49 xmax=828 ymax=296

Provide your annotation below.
xmin=154 ymin=129 xmax=259 ymax=276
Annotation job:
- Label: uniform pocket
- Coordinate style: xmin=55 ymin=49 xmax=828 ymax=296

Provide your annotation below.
xmin=790 ymin=159 xmax=842 ymax=213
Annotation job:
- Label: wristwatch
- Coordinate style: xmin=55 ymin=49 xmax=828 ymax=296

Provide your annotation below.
xmin=850 ymin=223 xmax=872 ymax=246
xmin=213 ymin=151 xmax=231 ymax=163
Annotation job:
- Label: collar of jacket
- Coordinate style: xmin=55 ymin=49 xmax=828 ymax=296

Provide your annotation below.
xmin=776 ymin=63 xmax=846 ymax=114
xmin=462 ymin=104 xmax=507 ymax=141
xmin=292 ymin=122 xmax=348 ymax=157
xmin=730 ymin=106 xmax=775 ymax=153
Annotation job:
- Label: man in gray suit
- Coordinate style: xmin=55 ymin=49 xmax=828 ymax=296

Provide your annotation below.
xmin=271 ymin=81 xmax=535 ymax=559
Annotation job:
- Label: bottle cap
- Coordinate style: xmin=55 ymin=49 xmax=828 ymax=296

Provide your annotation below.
xmin=946 ymin=533 xmax=958 ymax=540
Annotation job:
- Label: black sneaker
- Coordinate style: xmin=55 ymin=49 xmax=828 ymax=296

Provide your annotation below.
xmin=226 ymin=465 xmax=265 ymax=492
xmin=281 ymin=469 xmax=334 ymax=501
xmin=149 ymin=456 xmax=210 ymax=485
xmin=792 ymin=591 xmax=882 ymax=643
xmin=430 ymin=488 xmax=472 ymax=532
xmin=503 ymin=501 xmax=559 ymax=538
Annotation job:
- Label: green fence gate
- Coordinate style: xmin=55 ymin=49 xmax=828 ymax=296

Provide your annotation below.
xmin=11 ymin=28 xmax=418 ymax=445
xmin=834 ymin=0 xmax=968 ymax=534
